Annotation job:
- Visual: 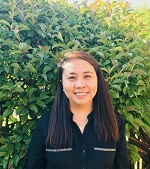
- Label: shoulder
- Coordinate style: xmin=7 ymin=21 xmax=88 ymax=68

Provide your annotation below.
xmin=35 ymin=111 xmax=50 ymax=136
xmin=38 ymin=111 xmax=50 ymax=123
xmin=114 ymin=111 xmax=125 ymax=129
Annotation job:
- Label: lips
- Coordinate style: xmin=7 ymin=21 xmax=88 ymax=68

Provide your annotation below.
xmin=75 ymin=92 xmax=88 ymax=96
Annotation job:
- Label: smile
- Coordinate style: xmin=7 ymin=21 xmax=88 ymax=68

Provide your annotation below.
xmin=75 ymin=92 xmax=88 ymax=96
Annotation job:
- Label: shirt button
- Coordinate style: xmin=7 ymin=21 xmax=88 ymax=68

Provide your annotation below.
xmin=83 ymin=150 xmax=85 ymax=153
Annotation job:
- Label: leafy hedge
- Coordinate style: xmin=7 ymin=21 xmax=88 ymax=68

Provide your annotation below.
xmin=0 ymin=0 xmax=149 ymax=168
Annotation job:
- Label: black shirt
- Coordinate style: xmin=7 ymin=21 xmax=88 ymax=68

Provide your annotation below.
xmin=25 ymin=112 xmax=130 ymax=169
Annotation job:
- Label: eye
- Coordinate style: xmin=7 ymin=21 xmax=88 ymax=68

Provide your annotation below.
xmin=68 ymin=76 xmax=76 ymax=80
xmin=84 ymin=75 xmax=91 ymax=78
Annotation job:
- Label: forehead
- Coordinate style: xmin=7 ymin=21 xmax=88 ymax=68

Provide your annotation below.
xmin=62 ymin=59 xmax=95 ymax=73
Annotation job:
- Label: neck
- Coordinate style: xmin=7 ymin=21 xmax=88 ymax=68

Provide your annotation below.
xmin=70 ymin=104 xmax=92 ymax=117
xmin=70 ymin=105 xmax=92 ymax=134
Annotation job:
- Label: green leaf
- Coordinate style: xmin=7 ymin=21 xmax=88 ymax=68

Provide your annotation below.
xmin=146 ymin=40 xmax=150 ymax=49
xmin=132 ymin=69 xmax=146 ymax=75
xmin=11 ymin=63 xmax=20 ymax=67
xmin=18 ymin=24 xmax=30 ymax=31
xmin=6 ymin=144 xmax=13 ymax=154
xmin=44 ymin=65 xmax=52 ymax=73
xmin=36 ymin=100 xmax=47 ymax=107
xmin=0 ymin=115 xmax=3 ymax=121
xmin=39 ymin=94 xmax=50 ymax=100
xmin=0 ymin=92 xmax=7 ymax=99
xmin=24 ymin=13 xmax=34 ymax=22
xmin=26 ymin=63 xmax=37 ymax=73
xmin=10 ymin=50 xmax=23 ymax=55
xmin=96 ymin=51 xmax=105 ymax=58
xmin=19 ymin=149 xmax=27 ymax=159
xmin=11 ymin=63 xmax=21 ymax=74
xmin=88 ymin=46 xmax=102 ymax=53
xmin=3 ymin=108 xmax=13 ymax=117
xmin=14 ymin=67 xmax=20 ymax=74
xmin=41 ymin=73 xmax=47 ymax=81
xmin=18 ymin=42 xmax=27 ymax=50
xmin=39 ymin=23 xmax=46 ymax=31
xmin=52 ymin=43 xmax=66 ymax=49
xmin=0 ymin=66 xmax=4 ymax=73
xmin=15 ymin=107 xmax=23 ymax=115
xmin=134 ymin=118 xmax=144 ymax=126
xmin=15 ymin=143 xmax=21 ymax=150
xmin=28 ymin=88 xmax=37 ymax=100
xmin=67 ymin=40 xmax=79 ymax=48
xmin=17 ymin=136 xmax=23 ymax=142
xmin=114 ymin=46 xmax=123 ymax=52
xmin=132 ymin=98 xmax=143 ymax=108
xmin=109 ymin=90 xmax=119 ymax=98
xmin=39 ymin=46 xmax=50 ymax=53
xmin=57 ymin=31 xmax=64 ymax=42
xmin=26 ymin=54 xmax=34 ymax=58
xmin=30 ymin=104 xmax=38 ymax=113
xmin=114 ymin=53 xmax=126 ymax=59
xmin=0 ymin=85 xmax=11 ymax=91
xmin=138 ymin=86 xmax=146 ymax=93
xmin=0 ymin=151 xmax=7 ymax=157
xmin=111 ymin=84 xmax=121 ymax=91
xmin=123 ymin=87 xmax=128 ymax=94
xmin=144 ymin=117 xmax=150 ymax=125
xmin=28 ymin=121 xmax=36 ymax=129
xmin=132 ymin=56 xmax=144 ymax=63
xmin=13 ymin=32 xmax=20 ymax=41
xmin=0 ymin=138 xmax=9 ymax=144
xmin=132 ymin=122 xmax=139 ymax=130
xmin=101 ymin=67 xmax=109 ymax=73
xmin=124 ymin=106 xmax=135 ymax=111
xmin=2 ymin=39 xmax=14 ymax=46
xmin=8 ymin=159 xmax=13 ymax=168
xmin=125 ymin=123 xmax=132 ymax=136
xmin=136 ymin=80 xmax=145 ymax=85
xmin=111 ymin=73 xmax=124 ymax=80
xmin=124 ymin=112 xmax=134 ymax=123
xmin=14 ymin=87 xmax=24 ymax=93
xmin=0 ymin=19 xmax=11 ymax=27
xmin=142 ymin=124 xmax=150 ymax=133
xmin=21 ymin=114 xmax=28 ymax=123
xmin=14 ymin=82 xmax=23 ymax=88
xmin=12 ymin=154 xmax=19 ymax=166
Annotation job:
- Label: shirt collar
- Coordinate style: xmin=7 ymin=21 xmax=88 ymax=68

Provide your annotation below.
xmin=70 ymin=111 xmax=93 ymax=121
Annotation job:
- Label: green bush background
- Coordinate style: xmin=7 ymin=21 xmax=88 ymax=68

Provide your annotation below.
xmin=0 ymin=0 xmax=150 ymax=168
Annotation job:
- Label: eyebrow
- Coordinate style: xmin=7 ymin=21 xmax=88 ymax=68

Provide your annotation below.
xmin=67 ymin=71 xmax=94 ymax=75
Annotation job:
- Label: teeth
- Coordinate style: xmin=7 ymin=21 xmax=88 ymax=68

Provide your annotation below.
xmin=76 ymin=93 xmax=86 ymax=96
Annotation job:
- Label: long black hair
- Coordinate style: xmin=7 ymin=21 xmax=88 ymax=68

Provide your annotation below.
xmin=46 ymin=51 xmax=119 ymax=148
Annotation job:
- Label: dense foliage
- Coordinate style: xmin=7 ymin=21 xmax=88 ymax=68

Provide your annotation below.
xmin=0 ymin=0 xmax=149 ymax=168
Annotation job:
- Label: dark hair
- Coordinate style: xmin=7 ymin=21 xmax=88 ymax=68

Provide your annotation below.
xmin=46 ymin=51 xmax=119 ymax=148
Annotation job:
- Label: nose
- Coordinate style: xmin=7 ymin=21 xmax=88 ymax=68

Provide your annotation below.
xmin=75 ymin=78 xmax=86 ymax=88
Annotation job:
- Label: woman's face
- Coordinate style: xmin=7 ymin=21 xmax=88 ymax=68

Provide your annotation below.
xmin=62 ymin=58 xmax=98 ymax=109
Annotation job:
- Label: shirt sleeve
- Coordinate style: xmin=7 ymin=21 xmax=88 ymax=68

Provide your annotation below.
xmin=114 ymin=115 xmax=130 ymax=169
xmin=24 ymin=117 xmax=47 ymax=169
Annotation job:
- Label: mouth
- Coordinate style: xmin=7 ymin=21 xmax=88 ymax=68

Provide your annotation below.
xmin=74 ymin=92 xmax=88 ymax=96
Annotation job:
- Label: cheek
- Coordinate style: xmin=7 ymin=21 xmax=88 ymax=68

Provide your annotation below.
xmin=63 ymin=88 xmax=73 ymax=100
xmin=63 ymin=86 xmax=69 ymax=94
xmin=92 ymin=81 xmax=98 ymax=95
xmin=62 ymin=82 xmax=72 ymax=96
xmin=93 ymin=86 xmax=98 ymax=95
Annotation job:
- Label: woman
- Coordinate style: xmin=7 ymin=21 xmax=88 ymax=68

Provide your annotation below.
xmin=25 ymin=51 xmax=130 ymax=169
